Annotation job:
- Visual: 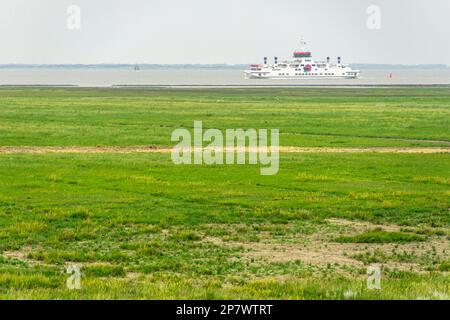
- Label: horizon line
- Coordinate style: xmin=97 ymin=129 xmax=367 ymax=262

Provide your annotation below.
xmin=0 ymin=63 xmax=448 ymax=68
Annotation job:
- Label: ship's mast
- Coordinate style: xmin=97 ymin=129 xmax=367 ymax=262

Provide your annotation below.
xmin=299 ymin=37 xmax=307 ymax=51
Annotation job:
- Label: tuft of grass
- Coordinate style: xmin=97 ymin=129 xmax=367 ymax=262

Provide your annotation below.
xmin=352 ymin=249 xmax=388 ymax=264
xmin=439 ymin=261 xmax=450 ymax=272
xmin=335 ymin=229 xmax=425 ymax=244
xmin=401 ymin=227 xmax=448 ymax=237
xmin=168 ymin=230 xmax=201 ymax=241
xmin=83 ymin=265 xmax=126 ymax=277
xmin=70 ymin=207 xmax=91 ymax=219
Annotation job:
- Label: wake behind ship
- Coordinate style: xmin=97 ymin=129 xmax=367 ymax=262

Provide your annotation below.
xmin=244 ymin=40 xmax=360 ymax=79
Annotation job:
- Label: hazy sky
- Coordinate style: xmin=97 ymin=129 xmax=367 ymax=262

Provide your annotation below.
xmin=1 ymin=0 xmax=449 ymax=65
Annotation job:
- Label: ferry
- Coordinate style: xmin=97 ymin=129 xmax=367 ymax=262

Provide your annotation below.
xmin=244 ymin=40 xmax=360 ymax=79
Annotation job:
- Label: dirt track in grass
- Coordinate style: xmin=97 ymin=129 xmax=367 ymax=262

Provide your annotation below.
xmin=0 ymin=146 xmax=449 ymax=154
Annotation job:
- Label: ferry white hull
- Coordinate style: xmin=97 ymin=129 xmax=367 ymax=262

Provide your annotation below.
xmin=245 ymin=40 xmax=360 ymax=80
xmin=244 ymin=72 xmax=359 ymax=80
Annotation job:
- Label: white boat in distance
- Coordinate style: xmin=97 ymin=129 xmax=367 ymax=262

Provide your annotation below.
xmin=244 ymin=40 xmax=360 ymax=79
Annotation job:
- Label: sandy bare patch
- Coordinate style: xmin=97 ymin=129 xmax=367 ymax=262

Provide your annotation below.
xmin=3 ymin=250 xmax=29 ymax=260
xmin=241 ymin=242 xmax=364 ymax=267
xmin=126 ymin=272 xmax=141 ymax=279
xmin=0 ymin=146 xmax=448 ymax=154
xmin=202 ymin=220 xmax=449 ymax=272
xmin=239 ymin=237 xmax=448 ymax=273
xmin=1 ymin=247 xmax=45 ymax=266
xmin=282 ymin=147 xmax=450 ymax=154
xmin=326 ymin=218 xmax=402 ymax=233
xmin=0 ymin=145 xmax=172 ymax=154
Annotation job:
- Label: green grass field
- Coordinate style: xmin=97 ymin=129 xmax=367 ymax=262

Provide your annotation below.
xmin=0 ymin=87 xmax=448 ymax=299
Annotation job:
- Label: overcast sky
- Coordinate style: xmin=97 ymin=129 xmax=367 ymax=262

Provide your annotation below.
xmin=1 ymin=0 xmax=449 ymax=65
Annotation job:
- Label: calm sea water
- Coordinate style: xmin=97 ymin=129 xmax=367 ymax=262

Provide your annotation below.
xmin=1 ymin=68 xmax=449 ymax=87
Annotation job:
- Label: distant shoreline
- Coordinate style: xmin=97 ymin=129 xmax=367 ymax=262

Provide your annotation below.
xmin=0 ymin=64 xmax=448 ymax=70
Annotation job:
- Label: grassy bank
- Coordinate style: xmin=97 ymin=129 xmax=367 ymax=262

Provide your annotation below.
xmin=0 ymin=87 xmax=448 ymax=299
xmin=0 ymin=87 xmax=449 ymax=147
